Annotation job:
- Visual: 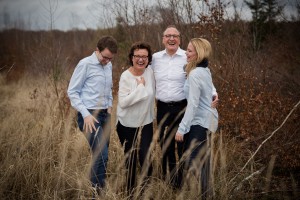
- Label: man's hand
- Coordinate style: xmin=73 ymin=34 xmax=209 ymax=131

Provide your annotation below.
xmin=83 ymin=115 xmax=99 ymax=133
xmin=211 ymin=94 xmax=219 ymax=108
xmin=175 ymin=132 xmax=184 ymax=142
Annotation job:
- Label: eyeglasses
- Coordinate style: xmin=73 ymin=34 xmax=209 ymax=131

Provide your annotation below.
xmin=133 ymin=55 xmax=148 ymax=60
xmin=163 ymin=34 xmax=180 ymax=39
xmin=100 ymin=51 xmax=113 ymax=61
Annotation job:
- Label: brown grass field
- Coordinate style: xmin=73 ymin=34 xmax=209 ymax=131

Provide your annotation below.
xmin=0 ymin=63 xmax=299 ymax=199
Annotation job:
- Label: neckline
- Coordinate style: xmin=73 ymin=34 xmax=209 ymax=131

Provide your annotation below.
xmin=128 ymin=67 xmax=145 ymax=76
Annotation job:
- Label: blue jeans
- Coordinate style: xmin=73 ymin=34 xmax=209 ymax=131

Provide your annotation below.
xmin=77 ymin=109 xmax=110 ymax=188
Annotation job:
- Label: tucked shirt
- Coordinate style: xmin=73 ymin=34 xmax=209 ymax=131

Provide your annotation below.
xmin=67 ymin=52 xmax=113 ymax=118
xmin=151 ymin=48 xmax=217 ymax=102
xmin=178 ymin=67 xmax=219 ymax=134
xmin=151 ymin=48 xmax=187 ymax=102
xmin=117 ymin=67 xmax=155 ymax=128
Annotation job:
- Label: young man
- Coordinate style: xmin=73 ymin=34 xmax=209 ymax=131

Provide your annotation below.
xmin=67 ymin=36 xmax=118 ymax=191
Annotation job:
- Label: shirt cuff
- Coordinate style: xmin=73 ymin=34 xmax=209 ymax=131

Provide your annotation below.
xmin=178 ymin=126 xmax=188 ymax=135
xmin=81 ymin=108 xmax=91 ymax=118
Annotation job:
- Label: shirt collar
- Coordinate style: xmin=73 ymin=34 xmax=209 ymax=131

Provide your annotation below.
xmin=162 ymin=47 xmax=185 ymax=57
xmin=91 ymin=51 xmax=110 ymax=67
xmin=91 ymin=52 xmax=100 ymax=64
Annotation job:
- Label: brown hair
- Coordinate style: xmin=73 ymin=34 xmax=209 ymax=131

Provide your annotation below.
xmin=128 ymin=41 xmax=152 ymax=67
xmin=97 ymin=36 xmax=118 ymax=54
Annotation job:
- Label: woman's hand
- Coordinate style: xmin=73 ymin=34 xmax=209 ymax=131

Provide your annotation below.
xmin=136 ymin=77 xmax=145 ymax=85
xmin=175 ymin=132 xmax=184 ymax=142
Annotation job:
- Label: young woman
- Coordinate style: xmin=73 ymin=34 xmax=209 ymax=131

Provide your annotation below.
xmin=116 ymin=42 xmax=155 ymax=197
xmin=175 ymin=38 xmax=218 ymax=198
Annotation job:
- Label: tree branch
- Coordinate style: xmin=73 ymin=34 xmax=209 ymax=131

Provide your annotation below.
xmin=230 ymin=99 xmax=300 ymax=184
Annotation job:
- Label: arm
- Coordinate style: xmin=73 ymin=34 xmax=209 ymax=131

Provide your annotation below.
xmin=176 ymin=73 xmax=202 ymax=136
xmin=67 ymin=63 xmax=98 ymax=133
xmin=67 ymin=63 xmax=90 ymax=118
xmin=118 ymin=73 xmax=148 ymax=109
xmin=108 ymin=73 xmax=113 ymax=114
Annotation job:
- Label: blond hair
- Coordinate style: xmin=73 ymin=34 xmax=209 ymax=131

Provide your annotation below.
xmin=185 ymin=38 xmax=212 ymax=76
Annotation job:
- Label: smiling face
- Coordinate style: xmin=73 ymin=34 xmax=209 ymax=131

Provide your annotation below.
xmin=97 ymin=48 xmax=114 ymax=65
xmin=162 ymin=27 xmax=181 ymax=55
xmin=186 ymin=42 xmax=197 ymax=63
xmin=132 ymin=49 xmax=149 ymax=71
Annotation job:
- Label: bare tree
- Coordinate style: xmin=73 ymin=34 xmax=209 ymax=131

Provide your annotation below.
xmin=39 ymin=0 xmax=59 ymax=30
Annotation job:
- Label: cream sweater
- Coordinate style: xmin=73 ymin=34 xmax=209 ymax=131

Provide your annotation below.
xmin=117 ymin=67 xmax=155 ymax=128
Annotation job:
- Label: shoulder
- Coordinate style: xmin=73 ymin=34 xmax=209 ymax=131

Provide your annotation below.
xmin=190 ymin=67 xmax=211 ymax=82
xmin=106 ymin=62 xmax=113 ymax=70
xmin=121 ymin=69 xmax=130 ymax=77
xmin=76 ymin=54 xmax=95 ymax=68
xmin=145 ymin=67 xmax=154 ymax=79
xmin=189 ymin=68 xmax=204 ymax=80
xmin=119 ymin=70 xmax=132 ymax=85
xmin=145 ymin=67 xmax=153 ymax=74
xmin=152 ymin=50 xmax=165 ymax=58
xmin=176 ymin=48 xmax=186 ymax=56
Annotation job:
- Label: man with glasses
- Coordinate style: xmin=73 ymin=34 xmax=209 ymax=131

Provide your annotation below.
xmin=67 ymin=36 xmax=118 ymax=194
xmin=151 ymin=25 xmax=218 ymax=189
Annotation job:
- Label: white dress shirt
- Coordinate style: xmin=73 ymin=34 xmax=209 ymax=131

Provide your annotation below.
xmin=151 ymin=48 xmax=187 ymax=102
xmin=117 ymin=67 xmax=155 ymax=128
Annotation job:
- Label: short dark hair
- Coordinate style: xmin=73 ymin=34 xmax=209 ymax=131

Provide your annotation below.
xmin=97 ymin=36 xmax=118 ymax=54
xmin=128 ymin=42 xmax=152 ymax=67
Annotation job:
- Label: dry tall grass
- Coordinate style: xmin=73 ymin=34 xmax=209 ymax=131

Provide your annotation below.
xmin=1 ymin=73 xmax=298 ymax=200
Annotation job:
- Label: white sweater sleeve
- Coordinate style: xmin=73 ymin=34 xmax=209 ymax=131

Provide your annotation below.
xmin=118 ymin=72 xmax=148 ymax=109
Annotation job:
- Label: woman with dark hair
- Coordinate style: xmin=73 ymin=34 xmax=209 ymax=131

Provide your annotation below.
xmin=116 ymin=41 xmax=155 ymax=197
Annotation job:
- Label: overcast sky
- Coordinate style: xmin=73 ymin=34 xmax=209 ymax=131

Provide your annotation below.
xmin=0 ymin=0 xmax=298 ymax=31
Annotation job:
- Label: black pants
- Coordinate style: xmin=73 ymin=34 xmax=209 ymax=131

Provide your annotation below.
xmin=182 ymin=125 xmax=210 ymax=199
xmin=156 ymin=100 xmax=187 ymax=188
xmin=116 ymin=121 xmax=153 ymax=195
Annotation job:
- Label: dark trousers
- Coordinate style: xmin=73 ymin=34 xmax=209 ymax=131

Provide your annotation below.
xmin=182 ymin=125 xmax=210 ymax=199
xmin=77 ymin=109 xmax=111 ymax=188
xmin=156 ymin=100 xmax=186 ymax=188
xmin=116 ymin=121 xmax=153 ymax=195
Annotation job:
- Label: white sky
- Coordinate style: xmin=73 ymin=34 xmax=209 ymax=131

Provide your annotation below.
xmin=0 ymin=0 xmax=100 ymax=30
xmin=0 ymin=0 xmax=298 ymax=31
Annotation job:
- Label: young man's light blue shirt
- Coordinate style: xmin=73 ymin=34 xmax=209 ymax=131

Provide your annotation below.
xmin=178 ymin=67 xmax=218 ymax=134
xmin=67 ymin=52 xmax=113 ymax=118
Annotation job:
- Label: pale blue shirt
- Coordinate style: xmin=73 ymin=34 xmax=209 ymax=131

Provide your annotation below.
xmin=67 ymin=52 xmax=113 ymax=118
xmin=178 ymin=67 xmax=218 ymax=134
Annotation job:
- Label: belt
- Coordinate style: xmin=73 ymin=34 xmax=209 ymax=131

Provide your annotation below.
xmin=158 ymin=99 xmax=187 ymax=107
xmin=88 ymin=109 xmax=108 ymax=113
